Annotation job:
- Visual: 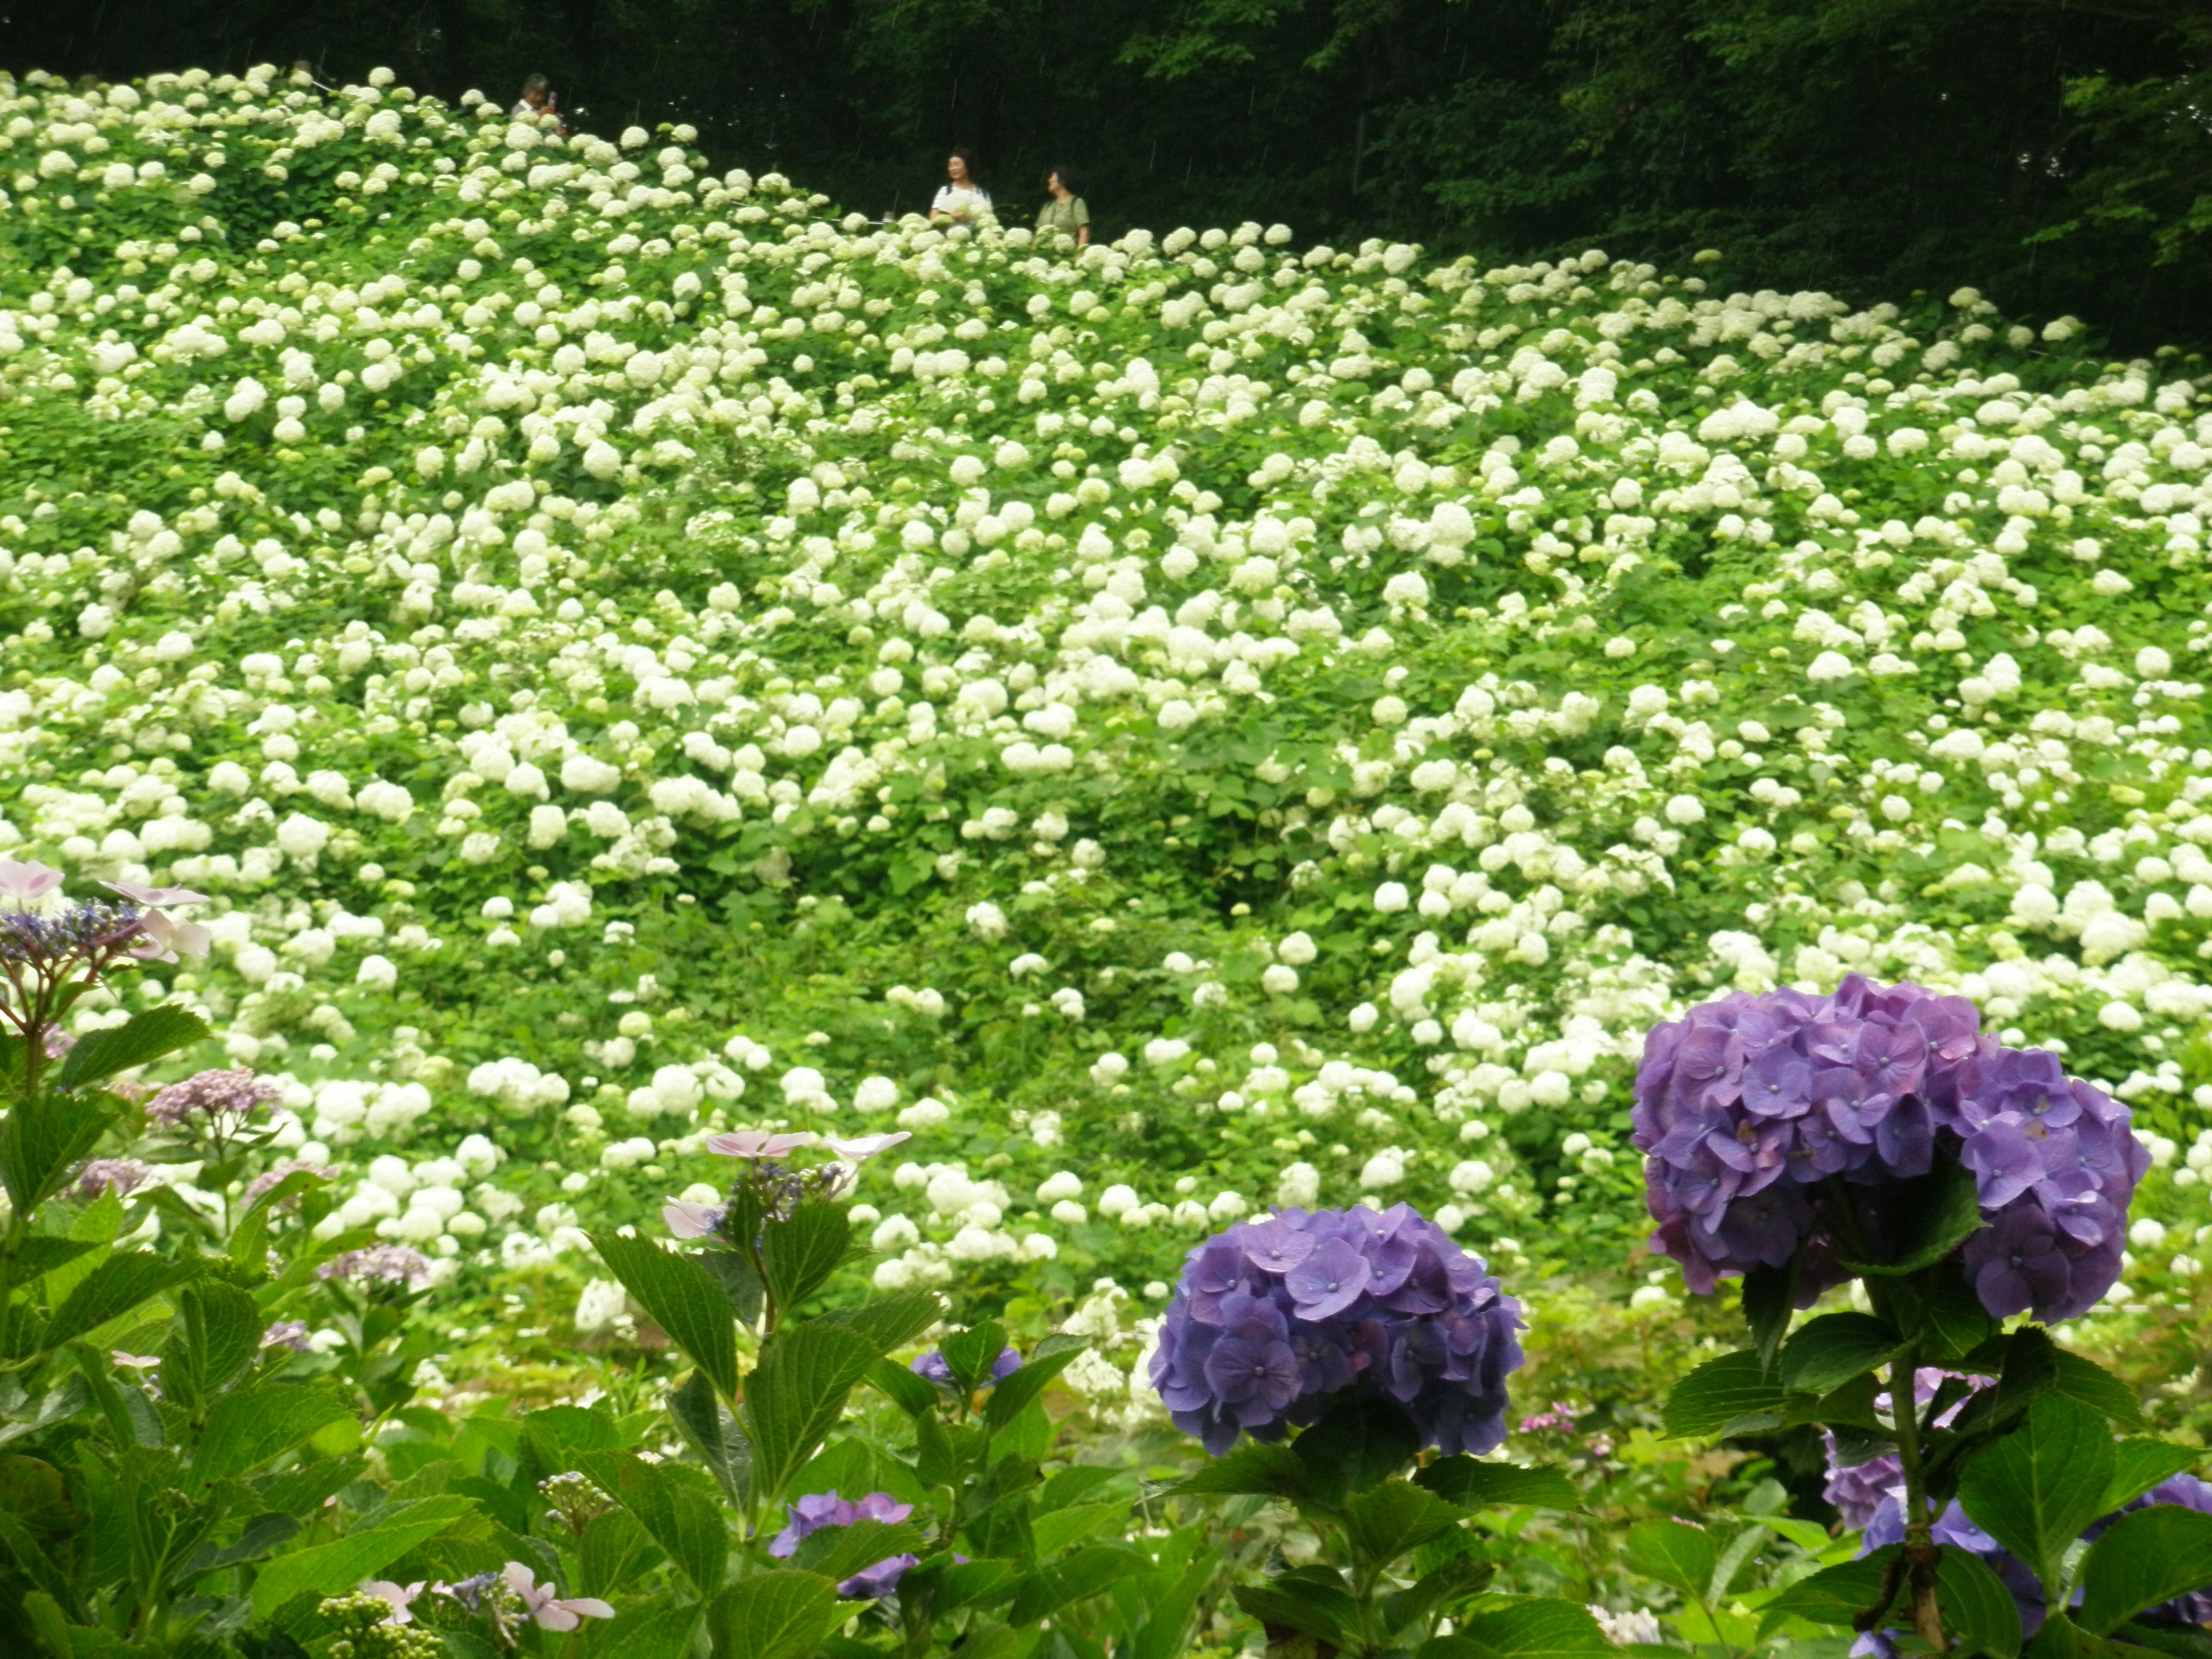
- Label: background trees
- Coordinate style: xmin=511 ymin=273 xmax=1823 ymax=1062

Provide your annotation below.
xmin=5 ymin=0 xmax=2208 ymax=347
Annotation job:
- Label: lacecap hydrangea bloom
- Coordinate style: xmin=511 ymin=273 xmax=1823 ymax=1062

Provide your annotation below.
xmin=1634 ymin=976 xmax=2147 ymax=1321
xmin=1150 ymin=1203 xmax=1524 ymax=1456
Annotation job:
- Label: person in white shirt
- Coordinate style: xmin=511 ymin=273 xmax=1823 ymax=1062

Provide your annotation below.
xmin=930 ymin=150 xmax=993 ymax=222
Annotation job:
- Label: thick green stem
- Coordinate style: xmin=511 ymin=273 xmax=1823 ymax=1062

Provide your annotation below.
xmin=1887 ymin=1352 xmax=1946 ymax=1651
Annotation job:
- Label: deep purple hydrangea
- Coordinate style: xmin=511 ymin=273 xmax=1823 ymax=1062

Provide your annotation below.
xmin=911 ymin=1346 xmax=1021 ymax=1389
xmin=1634 ymin=976 xmax=2147 ymax=1322
xmin=768 ymin=1491 xmax=919 ymax=1599
xmin=1149 ymin=1203 xmax=1524 ymax=1458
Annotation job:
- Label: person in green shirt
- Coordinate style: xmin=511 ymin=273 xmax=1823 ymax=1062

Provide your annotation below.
xmin=1037 ymin=165 xmax=1090 ymax=250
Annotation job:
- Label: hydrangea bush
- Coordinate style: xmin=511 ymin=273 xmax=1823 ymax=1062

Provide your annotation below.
xmin=8 ymin=53 xmax=2212 ymax=1659
xmin=6 ymin=62 xmax=2212 ymax=1356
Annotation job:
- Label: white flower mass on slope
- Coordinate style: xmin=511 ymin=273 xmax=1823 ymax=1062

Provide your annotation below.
xmin=3 ymin=62 xmax=2212 ymax=1310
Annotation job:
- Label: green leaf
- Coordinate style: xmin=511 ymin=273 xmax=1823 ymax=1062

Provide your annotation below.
xmin=248 ymin=1495 xmax=478 ymax=1616
xmin=1292 ymin=1393 xmax=1422 ymax=1496
xmin=2052 ymin=1351 xmax=2143 ymax=1430
xmin=1029 ymin=1501 xmax=1123 ymax=1556
xmin=1385 ymin=1552 xmax=1497 ymax=1635
xmin=0 ymin=1090 xmax=119 ymax=1215
xmin=1778 ymin=1313 xmax=1906 ymax=1396
xmin=1948 ymin=1328 xmax=2062 ymax=1446
xmin=2104 ymin=1440 xmax=2200 ymax=1511
xmin=7 ymin=1237 xmax=99 ymax=1278
xmin=940 ymin=1321 xmax=1010 ymax=1394
xmin=589 ymin=1232 xmax=738 ymax=1401
xmin=1451 ymin=1596 xmax=1616 ymax=1659
xmin=707 ymin=1569 xmax=843 ymax=1659
xmin=743 ymin=1323 xmax=879 ymax=1508
xmin=666 ymin=1368 xmax=752 ymax=1510
xmin=165 ymin=1279 xmax=262 ymax=1405
xmin=1009 ymin=1544 xmax=1153 ymax=1624
xmin=1758 ymin=1547 xmax=1897 ymax=1636
xmin=816 ymin=1289 xmax=944 ymax=1355
xmin=1843 ymin=1160 xmax=1986 ymax=1276
xmin=185 ymin=1511 xmax=304 ymax=1575
xmin=698 ymin=1251 xmax=765 ymax=1325
xmin=579 ymin=1508 xmax=664 ymax=1599
xmin=1343 ymin=1480 xmax=1468 ymax=1570
xmin=2077 ymin=1503 xmax=2212 ymax=1634
xmin=790 ymin=1518 xmax=927 ymax=1582
xmin=580 ymin=1454 xmax=728 ymax=1597
xmin=40 ymin=1251 xmax=199 ymax=1351
xmin=865 ymin=1355 xmax=941 ymax=1416
xmin=984 ymin=1333 xmax=1087 ymax=1433
xmin=55 ymin=1007 xmax=211 ymax=1092
xmin=1414 ymin=1459 xmax=1584 ymax=1513
xmin=1230 ymin=1565 xmax=1363 ymax=1650
xmin=1741 ymin=1261 xmax=1797 ymax=1369
xmin=759 ymin=1199 xmax=855 ymax=1317
xmin=1939 ymin=1541 xmax=2025 ymax=1659
xmin=195 ymin=1384 xmax=355 ymax=1482
xmin=1176 ymin=1439 xmax=1319 ymax=1505
xmin=1663 ymin=1351 xmax=1786 ymax=1438
xmin=584 ymin=1590 xmax=699 ymax=1659
xmin=1957 ymin=1394 xmax=2118 ymax=1582
xmin=1625 ymin=1518 xmax=1720 ymax=1603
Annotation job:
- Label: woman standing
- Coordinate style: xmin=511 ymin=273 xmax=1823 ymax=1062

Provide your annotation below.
xmin=930 ymin=150 xmax=993 ymax=223
xmin=1037 ymin=165 xmax=1090 ymax=250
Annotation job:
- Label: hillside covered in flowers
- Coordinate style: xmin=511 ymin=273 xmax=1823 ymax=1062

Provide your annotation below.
xmin=6 ymin=62 xmax=2212 ymax=1392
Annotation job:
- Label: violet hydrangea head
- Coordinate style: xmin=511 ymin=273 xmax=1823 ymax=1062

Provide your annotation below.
xmin=767 ymin=1490 xmax=919 ymax=1599
xmin=911 ymin=1346 xmax=1021 ymax=1389
xmin=1634 ymin=975 xmax=2148 ymax=1323
xmin=1149 ymin=1202 xmax=1524 ymax=1459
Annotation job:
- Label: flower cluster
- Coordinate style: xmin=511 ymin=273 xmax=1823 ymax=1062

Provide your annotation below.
xmin=146 ymin=1065 xmax=281 ymax=1128
xmin=1151 ymin=1203 xmax=1524 ymax=1456
xmin=768 ymin=1490 xmax=921 ymax=1599
xmin=1635 ymin=976 xmax=2148 ymax=1321
xmin=317 ymin=1244 xmax=434 ymax=1290
xmin=662 ymin=1128 xmax=910 ymax=1240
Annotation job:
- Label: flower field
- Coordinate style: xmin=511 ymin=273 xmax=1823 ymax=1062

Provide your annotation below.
xmin=7 ymin=58 xmax=2212 ymax=1659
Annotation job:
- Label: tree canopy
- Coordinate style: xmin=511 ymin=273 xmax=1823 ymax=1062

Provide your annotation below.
xmin=6 ymin=0 xmax=2210 ymax=348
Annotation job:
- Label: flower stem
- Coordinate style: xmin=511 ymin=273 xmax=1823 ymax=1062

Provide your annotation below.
xmin=1886 ymin=1351 xmax=1945 ymax=1651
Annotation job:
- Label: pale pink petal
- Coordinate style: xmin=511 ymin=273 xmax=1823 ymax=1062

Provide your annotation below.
xmin=662 ymin=1201 xmax=722 ymax=1240
xmin=558 ymin=1597 xmax=616 ymax=1620
xmin=103 ymin=880 xmax=210 ymax=908
xmin=0 ymin=859 xmax=65 ymax=902
xmin=532 ymin=1605 xmax=583 ymax=1633
xmin=706 ymin=1130 xmax=815 ymax=1158
xmin=823 ymin=1131 xmax=912 ymax=1161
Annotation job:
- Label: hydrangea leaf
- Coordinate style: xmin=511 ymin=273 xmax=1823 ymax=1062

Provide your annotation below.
xmin=1937 ymin=1541 xmax=2025 ymax=1659
xmin=1957 ymin=1393 xmax=2118 ymax=1584
xmin=1778 ymin=1313 xmax=1907 ymax=1396
xmin=2077 ymin=1505 xmax=2212 ymax=1635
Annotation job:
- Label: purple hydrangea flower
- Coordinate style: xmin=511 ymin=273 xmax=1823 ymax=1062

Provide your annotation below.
xmin=317 ymin=1245 xmax=433 ymax=1290
xmin=767 ymin=1491 xmax=918 ymax=1599
xmin=1150 ymin=1203 xmax=1524 ymax=1458
xmin=1635 ymin=976 xmax=2147 ymax=1322
xmin=146 ymin=1066 xmax=279 ymax=1128
xmin=911 ymin=1346 xmax=1022 ymax=1389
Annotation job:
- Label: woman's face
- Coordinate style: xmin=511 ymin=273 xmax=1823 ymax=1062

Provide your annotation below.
xmin=1047 ymin=171 xmax=1062 ymax=194
xmin=948 ymin=155 xmax=969 ymax=184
